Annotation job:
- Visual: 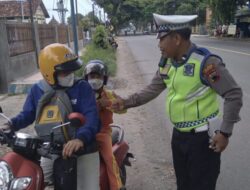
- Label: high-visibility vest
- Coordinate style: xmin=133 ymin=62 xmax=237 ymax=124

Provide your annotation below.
xmin=160 ymin=48 xmax=219 ymax=132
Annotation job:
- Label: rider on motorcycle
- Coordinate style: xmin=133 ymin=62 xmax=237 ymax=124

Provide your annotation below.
xmin=1 ymin=43 xmax=100 ymax=185
xmin=84 ymin=60 xmax=125 ymax=190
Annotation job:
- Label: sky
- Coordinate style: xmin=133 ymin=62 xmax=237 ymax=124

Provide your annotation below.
xmin=43 ymin=0 xmax=103 ymax=23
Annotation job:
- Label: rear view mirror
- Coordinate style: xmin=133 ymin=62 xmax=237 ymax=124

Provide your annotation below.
xmin=68 ymin=113 xmax=86 ymax=128
xmin=0 ymin=107 xmax=2 ymax=113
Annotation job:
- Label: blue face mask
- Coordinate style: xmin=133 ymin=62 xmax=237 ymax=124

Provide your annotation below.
xmin=57 ymin=73 xmax=74 ymax=87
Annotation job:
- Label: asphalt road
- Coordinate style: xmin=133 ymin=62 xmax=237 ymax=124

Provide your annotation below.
xmin=122 ymin=35 xmax=250 ymax=190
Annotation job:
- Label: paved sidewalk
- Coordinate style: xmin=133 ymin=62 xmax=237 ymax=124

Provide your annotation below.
xmin=8 ymin=72 xmax=42 ymax=95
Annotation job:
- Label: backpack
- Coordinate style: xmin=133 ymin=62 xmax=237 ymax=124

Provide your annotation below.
xmin=34 ymin=80 xmax=75 ymax=143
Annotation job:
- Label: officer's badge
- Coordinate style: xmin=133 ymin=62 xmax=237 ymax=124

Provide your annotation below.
xmin=203 ymin=64 xmax=220 ymax=83
xmin=183 ymin=63 xmax=195 ymax=76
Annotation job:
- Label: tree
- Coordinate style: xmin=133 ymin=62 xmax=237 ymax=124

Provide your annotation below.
xmin=67 ymin=13 xmax=84 ymax=25
xmin=93 ymin=0 xmax=223 ymax=31
xmin=207 ymin=0 xmax=249 ymax=24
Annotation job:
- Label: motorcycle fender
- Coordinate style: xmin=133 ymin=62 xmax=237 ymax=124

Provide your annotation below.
xmin=77 ymin=151 xmax=100 ymax=190
xmin=112 ymin=141 xmax=129 ymax=166
xmin=1 ymin=152 xmax=44 ymax=190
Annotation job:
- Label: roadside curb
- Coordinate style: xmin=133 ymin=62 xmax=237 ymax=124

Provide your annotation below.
xmin=8 ymin=82 xmax=34 ymax=95
xmin=7 ymin=72 xmax=42 ymax=95
xmin=7 ymin=47 xmax=87 ymax=96
xmin=0 ymin=94 xmax=8 ymax=101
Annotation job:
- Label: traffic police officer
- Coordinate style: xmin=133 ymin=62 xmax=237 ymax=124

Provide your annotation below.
xmin=111 ymin=13 xmax=243 ymax=190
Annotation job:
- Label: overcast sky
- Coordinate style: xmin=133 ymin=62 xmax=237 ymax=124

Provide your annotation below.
xmin=43 ymin=0 xmax=95 ymax=23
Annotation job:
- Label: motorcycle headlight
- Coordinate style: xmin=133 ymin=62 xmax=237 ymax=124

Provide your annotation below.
xmin=0 ymin=161 xmax=14 ymax=190
xmin=9 ymin=177 xmax=32 ymax=190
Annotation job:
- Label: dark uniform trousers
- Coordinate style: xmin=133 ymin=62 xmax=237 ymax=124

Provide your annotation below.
xmin=171 ymin=128 xmax=221 ymax=190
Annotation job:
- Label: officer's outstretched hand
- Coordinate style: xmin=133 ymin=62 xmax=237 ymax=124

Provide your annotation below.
xmin=98 ymin=91 xmax=112 ymax=109
xmin=63 ymin=139 xmax=84 ymax=158
xmin=110 ymin=92 xmax=126 ymax=113
xmin=209 ymin=132 xmax=229 ymax=152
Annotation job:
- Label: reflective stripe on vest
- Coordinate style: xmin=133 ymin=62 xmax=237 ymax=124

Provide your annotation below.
xmin=160 ymin=51 xmax=219 ymax=131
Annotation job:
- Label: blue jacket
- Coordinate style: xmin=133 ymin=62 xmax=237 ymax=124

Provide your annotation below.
xmin=11 ymin=79 xmax=100 ymax=145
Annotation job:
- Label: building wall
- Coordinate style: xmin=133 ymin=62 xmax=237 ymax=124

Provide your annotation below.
xmin=34 ymin=5 xmax=46 ymax=24
xmin=0 ymin=22 xmax=84 ymax=93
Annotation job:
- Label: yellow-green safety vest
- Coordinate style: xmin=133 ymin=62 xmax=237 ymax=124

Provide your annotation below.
xmin=160 ymin=50 xmax=219 ymax=132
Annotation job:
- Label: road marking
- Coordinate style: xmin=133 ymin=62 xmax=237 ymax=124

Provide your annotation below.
xmin=202 ymin=45 xmax=250 ymax=56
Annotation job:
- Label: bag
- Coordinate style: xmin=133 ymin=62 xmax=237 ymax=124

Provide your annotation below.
xmin=53 ymin=157 xmax=77 ymax=190
xmin=34 ymin=80 xmax=75 ymax=143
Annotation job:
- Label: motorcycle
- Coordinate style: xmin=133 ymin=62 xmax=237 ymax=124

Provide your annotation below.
xmin=0 ymin=106 xmax=133 ymax=190
xmin=108 ymin=36 xmax=118 ymax=49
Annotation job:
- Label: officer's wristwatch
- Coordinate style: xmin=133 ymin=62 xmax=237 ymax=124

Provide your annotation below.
xmin=219 ymin=131 xmax=232 ymax=138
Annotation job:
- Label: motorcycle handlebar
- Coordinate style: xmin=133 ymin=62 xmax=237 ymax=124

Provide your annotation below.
xmin=0 ymin=129 xmax=15 ymax=145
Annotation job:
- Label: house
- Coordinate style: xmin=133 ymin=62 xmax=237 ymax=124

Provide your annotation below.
xmin=0 ymin=0 xmax=50 ymax=24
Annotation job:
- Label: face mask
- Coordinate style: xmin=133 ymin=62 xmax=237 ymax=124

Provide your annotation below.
xmin=57 ymin=73 xmax=74 ymax=87
xmin=88 ymin=79 xmax=103 ymax=90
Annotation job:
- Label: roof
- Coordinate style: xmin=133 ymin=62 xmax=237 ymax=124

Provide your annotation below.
xmin=48 ymin=16 xmax=59 ymax=25
xmin=0 ymin=0 xmax=49 ymax=18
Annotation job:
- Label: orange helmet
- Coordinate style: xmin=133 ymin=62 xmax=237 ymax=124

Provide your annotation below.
xmin=38 ymin=43 xmax=82 ymax=85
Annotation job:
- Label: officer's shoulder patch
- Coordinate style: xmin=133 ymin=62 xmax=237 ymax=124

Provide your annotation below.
xmin=183 ymin=63 xmax=195 ymax=76
xmin=203 ymin=63 xmax=220 ymax=83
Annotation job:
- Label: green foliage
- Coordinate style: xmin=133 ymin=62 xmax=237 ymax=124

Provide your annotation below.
xmin=75 ymin=43 xmax=117 ymax=77
xmin=94 ymin=0 xmax=210 ymax=31
xmin=79 ymin=17 xmax=91 ymax=32
xmin=87 ymin=11 xmax=101 ymax=27
xmin=67 ymin=13 xmax=84 ymax=25
xmin=93 ymin=25 xmax=109 ymax=49
xmin=207 ymin=0 xmax=249 ymax=24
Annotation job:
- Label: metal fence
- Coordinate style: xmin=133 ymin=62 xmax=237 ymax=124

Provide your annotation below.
xmin=38 ymin=24 xmax=56 ymax=49
xmin=6 ymin=23 xmax=34 ymax=57
xmin=58 ymin=24 xmax=68 ymax=44
xmin=6 ymin=22 xmax=84 ymax=57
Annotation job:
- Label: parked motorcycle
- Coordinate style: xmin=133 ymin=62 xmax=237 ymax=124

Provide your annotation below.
xmin=108 ymin=36 xmax=118 ymax=49
xmin=0 ymin=106 xmax=133 ymax=190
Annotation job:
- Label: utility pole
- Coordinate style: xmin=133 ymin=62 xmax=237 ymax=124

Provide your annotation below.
xmin=20 ymin=0 xmax=24 ymax=22
xmin=75 ymin=0 xmax=78 ymax=26
xmin=70 ymin=0 xmax=78 ymax=55
xmin=104 ymin=10 xmax=106 ymax=25
xmin=28 ymin=0 xmax=39 ymax=68
xmin=92 ymin=3 xmax=95 ymax=27
xmin=99 ymin=10 xmax=101 ymax=22
xmin=54 ymin=0 xmax=68 ymax=24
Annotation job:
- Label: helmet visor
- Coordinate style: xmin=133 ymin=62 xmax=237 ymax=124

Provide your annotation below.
xmin=55 ymin=58 xmax=83 ymax=72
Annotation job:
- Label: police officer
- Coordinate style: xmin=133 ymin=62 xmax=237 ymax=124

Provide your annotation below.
xmin=111 ymin=13 xmax=243 ymax=190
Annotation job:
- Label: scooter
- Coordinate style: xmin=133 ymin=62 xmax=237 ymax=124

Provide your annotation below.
xmin=0 ymin=106 xmax=133 ymax=190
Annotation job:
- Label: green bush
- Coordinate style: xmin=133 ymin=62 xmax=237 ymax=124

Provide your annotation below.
xmin=93 ymin=25 xmax=109 ymax=49
xmin=75 ymin=43 xmax=117 ymax=77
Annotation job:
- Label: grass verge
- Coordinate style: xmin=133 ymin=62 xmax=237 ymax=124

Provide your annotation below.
xmin=75 ymin=43 xmax=117 ymax=77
